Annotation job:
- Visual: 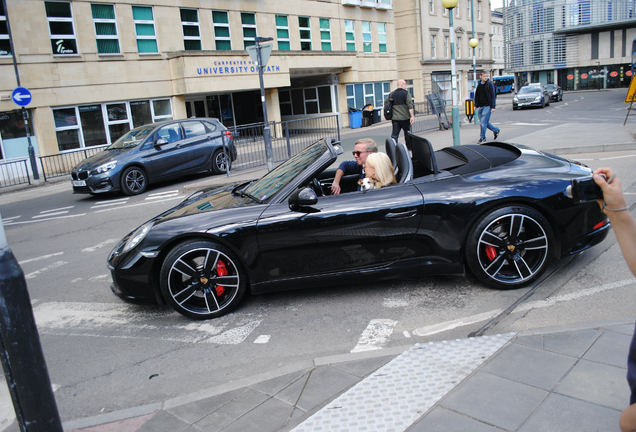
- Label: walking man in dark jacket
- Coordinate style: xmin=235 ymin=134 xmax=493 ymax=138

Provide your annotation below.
xmin=387 ymin=79 xmax=415 ymax=149
xmin=474 ymin=71 xmax=501 ymax=144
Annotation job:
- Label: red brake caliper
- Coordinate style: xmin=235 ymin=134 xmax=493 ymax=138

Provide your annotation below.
xmin=215 ymin=261 xmax=227 ymax=296
xmin=485 ymin=245 xmax=497 ymax=261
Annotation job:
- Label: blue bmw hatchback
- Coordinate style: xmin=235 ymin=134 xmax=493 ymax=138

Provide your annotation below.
xmin=70 ymin=118 xmax=236 ymax=195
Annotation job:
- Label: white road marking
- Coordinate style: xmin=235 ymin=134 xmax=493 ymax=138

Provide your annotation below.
xmin=25 ymin=261 xmax=68 ymax=279
xmin=32 ymin=211 xmax=69 ymax=218
xmin=4 ymin=214 xmax=87 ymax=225
xmin=206 ymin=320 xmax=262 ymax=344
xmin=600 ymin=154 xmax=636 ymax=160
xmin=2 ymin=215 xmax=21 ymax=221
xmin=82 ymin=239 xmax=119 ymax=253
xmin=147 ymin=191 xmax=179 ymax=199
xmin=41 ymin=206 xmax=75 ymax=213
xmin=94 ymin=196 xmax=183 ymax=213
xmin=510 ymin=122 xmax=549 ymax=126
xmin=91 ymin=198 xmax=129 ymax=209
xmin=88 ymin=274 xmax=110 ymax=281
xmin=351 ymin=319 xmax=398 ymax=353
xmin=403 ymin=331 xmax=411 ymax=338
xmin=383 ymin=297 xmax=409 ymax=308
xmin=254 ymin=335 xmax=271 ymax=344
xmin=412 ymin=278 xmax=636 ymax=337
xmin=18 ymin=252 xmax=64 ymax=265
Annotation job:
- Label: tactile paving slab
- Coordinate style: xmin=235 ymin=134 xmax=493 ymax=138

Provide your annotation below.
xmin=292 ymin=333 xmax=516 ymax=432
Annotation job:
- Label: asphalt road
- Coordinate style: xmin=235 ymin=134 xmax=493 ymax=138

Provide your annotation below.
xmin=1 ymin=89 xmax=636 ymax=425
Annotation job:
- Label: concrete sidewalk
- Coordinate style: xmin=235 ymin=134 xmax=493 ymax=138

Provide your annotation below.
xmin=59 ymin=318 xmax=633 ymax=432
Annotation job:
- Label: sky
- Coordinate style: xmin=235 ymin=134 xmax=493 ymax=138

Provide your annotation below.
xmin=491 ymin=0 xmax=503 ymax=10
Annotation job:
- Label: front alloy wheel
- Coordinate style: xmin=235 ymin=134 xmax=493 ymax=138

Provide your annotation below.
xmin=466 ymin=206 xmax=553 ymax=289
xmin=212 ymin=149 xmax=231 ymax=174
xmin=120 ymin=166 xmax=147 ymax=195
xmin=160 ymin=240 xmax=246 ymax=319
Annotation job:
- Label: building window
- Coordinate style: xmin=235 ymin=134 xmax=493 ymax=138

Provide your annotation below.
xmin=478 ymin=37 xmax=483 ymax=58
xmin=362 ymin=21 xmax=372 ymax=52
xmin=276 ymin=15 xmax=290 ymax=50
xmin=443 ymin=6 xmax=448 ymax=17
xmin=279 ymin=86 xmax=334 ymax=115
xmin=91 ymin=4 xmax=119 ymax=54
xmin=456 ymin=2 xmax=460 ymax=17
xmin=181 ymin=8 xmax=201 ymax=50
xmin=467 ymin=0 xmax=471 ymax=19
xmin=478 ymin=0 xmax=482 ymax=20
xmin=457 ymin=36 xmax=462 ymax=58
xmin=45 ymin=1 xmax=78 ymax=55
xmin=0 ymin=2 xmax=12 ymax=56
xmin=431 ymin=34 xmax=436 ymax=58
xmin=533 ymin=40 xmax=543 ymax=64
xmin=345 ymin=20 xmax=355 ymax=51
xmin=52 ymin=99 xmax=173 ymax=151
xmin=378 ymin=23 xmax=387 ymax=53
xmin=299 ymin=16 xmax=311 ymax=50
xmin=429 ymin=0 xmax=434 ymax=14
xmin=444 ymin=35 xmax=449 ymax=58
xmin=241 ymin=12 xmax=257 ymax=48
xmin=0 ymin=110 xmax=37 ymax=160
xmin=346 ymin=82 xmax=391 ymax=110
xmin=320 ymin=18 xmax=331 ymax=51
xmin=132 ymin=6 xmax=157 ymax=53
xmin=213 ymin=11 xmax=231 ymax=50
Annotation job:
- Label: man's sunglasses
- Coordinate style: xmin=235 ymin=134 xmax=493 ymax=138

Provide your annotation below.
xmin=352 ymin=150 xmax=369 ymax=157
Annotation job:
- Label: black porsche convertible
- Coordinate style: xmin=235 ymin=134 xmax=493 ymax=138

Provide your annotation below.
xmin=107 ymin=133 xmax=610 ymax=320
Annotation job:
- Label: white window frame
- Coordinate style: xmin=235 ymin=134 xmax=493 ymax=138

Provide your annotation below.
xmin=345 ymin=20 xmax=355 ymax=51
xmin=0 ymin=4 xmax=11 ymax=57
xmin=429 ymin=0 xmax=434 ymax=14
xmin=91 ymin=3 xmax=119 ymax=55
xmin=299 ymin=16 xmax=311 ymax=50
xmin=276 ymin=15 xmax=290 ymax=50
xmin=478 ymin=37 xmax=483 ymax=58
xmin=181 ymin=8 xmax=201 ymax=50
xmin=457 ymin=36 xmax=462 ymax=58
xmin=467 ymin=0 xmax=471 ymax=19
xmin=362 ymin=21 xmax=372 ymax=52
xmin=431 ymin=34 xmax=436 ymax=58
xmin=478 ymin=0 xmax=482 ymax=20
xmin=212 ymin=10 xmax=231 ymax=50
xmin=46 ymin=1 xmax=78 ymax=55
xmin=132 ymin=5 xmax=158 ymax=54
xmin=241 ymin=12 xmax=257 ymax=48
xmin=320 ymin=18 xmax=331 ymax=51
xmin=456 ymin=2 xmax=460 ymax=17
xmin=378 ymin=22 xmax=387 ymax=53
xmin=444 ymin=35 xmax=449 ymax=58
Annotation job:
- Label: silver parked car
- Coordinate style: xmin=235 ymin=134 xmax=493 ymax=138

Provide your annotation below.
xmin=512 ymin=84 xmax=551 ymax=110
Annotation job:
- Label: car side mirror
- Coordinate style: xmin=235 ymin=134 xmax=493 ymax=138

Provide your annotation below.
xmin=155 ymin=138 xmax=168 ymax=148
xmin=288 ymin=187 xmax=318 ymax=211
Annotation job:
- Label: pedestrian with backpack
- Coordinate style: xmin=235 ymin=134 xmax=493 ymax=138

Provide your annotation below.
xmin=385 ymin=79 xmax=415 ymax=149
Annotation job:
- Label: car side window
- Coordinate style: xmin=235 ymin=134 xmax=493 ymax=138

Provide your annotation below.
xmin=201 ymin=120 xmax=218 ymax=133
xmin=156 ymin=124 xmax=183 ymax=144
xmin=182 ymin=121 xmax=207 ymax=138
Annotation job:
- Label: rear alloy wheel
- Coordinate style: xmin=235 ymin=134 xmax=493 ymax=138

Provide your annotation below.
xmin=160 ymin=240 xmax=247 ymax=319
xmin=120 ymin=166 xmax=147 ymax=195
xmin=465 ymin=206 xmax=553 ymax=289
xmin=212 ymin=149 xmax=231 ymax=175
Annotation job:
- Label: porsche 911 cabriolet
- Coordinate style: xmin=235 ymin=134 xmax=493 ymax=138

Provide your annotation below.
xmin=107 ymin=132 xmax=610 ymax=319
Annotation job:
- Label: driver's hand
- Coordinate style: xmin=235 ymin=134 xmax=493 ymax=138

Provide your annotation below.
xmin=331 ymin=183 xmax=341 ymax=195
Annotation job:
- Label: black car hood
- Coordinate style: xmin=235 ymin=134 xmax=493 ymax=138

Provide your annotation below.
xmin=72 ymin=147 xmax=132 ymax=170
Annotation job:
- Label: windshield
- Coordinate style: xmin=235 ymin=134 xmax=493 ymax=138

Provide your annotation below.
xmin=244 ymin=139 xmax=329 ymax=203
xmin=108 ymin=125 xmax=155 ymax=149
xmin=545 ymin=85 xmax=557 ymax=90
xmin=519 ymin=87 xmax=542 ymax=94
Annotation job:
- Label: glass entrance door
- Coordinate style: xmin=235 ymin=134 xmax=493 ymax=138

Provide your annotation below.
xmin=185 ymin=100 xmax=207 ymax=118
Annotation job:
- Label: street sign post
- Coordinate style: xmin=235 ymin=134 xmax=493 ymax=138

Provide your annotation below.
xmin=247 ymin=39 xmax=275 ymax=171
xmin=10 ymin=87 xmax=39 ymax=181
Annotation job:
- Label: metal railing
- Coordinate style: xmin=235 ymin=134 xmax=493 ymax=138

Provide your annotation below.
xmin=39 ymin=145 xmax=108 ymax=181
xmin=0 ymin=159 xmax=31 ymax=188
xmin=229 ymin=114 xmax=340 ymax=171
xmin=412 ymin=101 xmax=451 ymax=133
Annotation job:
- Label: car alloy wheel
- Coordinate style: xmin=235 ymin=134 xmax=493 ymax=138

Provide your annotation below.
xmin=120 ymin=166 xmax=147 ymax=195
xmin=465 ymin=206 xmax=553 ymax=289
xmin=160 ymin=240 xmax=247 ymax=319
xmin=212 ymin=149 xmax=231 ymax=174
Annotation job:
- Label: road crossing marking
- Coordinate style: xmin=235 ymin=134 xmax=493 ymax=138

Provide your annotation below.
xmin=81 ymin=239 xmax=119 ymax=253
xmin=146 ymin=190 xmax=180 ymax=200
xmin=24 ymin=261 xmax=68 ymax=279
xmin=351 ymin=319 xmax=397 ymax=353
xmin=18 ymin=252 xmax=64 ymax=265
xmin=41 ymin=206 xmax=75 ymax=213
xmin=3 ymin=213 xmax=87 ymax=225
xmin=94 ymin=196 xmax=183 ymax=213
xmin=32 ymin=206 xmax=75 ymax=219
xmin=91 ymin=198 xmax=129 ymax=209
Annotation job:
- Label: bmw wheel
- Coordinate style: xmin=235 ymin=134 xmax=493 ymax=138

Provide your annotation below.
xmin=465 ymin=206 xmax=554 ymax=290
xmin=160 ymin=240 xmax=247 ymax=319
xmin=212 ymin=149 xmax=231 ymax=175
xmin=120 ymin=166 xmax=147 ymax=195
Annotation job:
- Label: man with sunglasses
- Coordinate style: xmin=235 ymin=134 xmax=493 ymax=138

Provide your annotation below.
xmin=331 ymin=138 xmax=378 ymax=194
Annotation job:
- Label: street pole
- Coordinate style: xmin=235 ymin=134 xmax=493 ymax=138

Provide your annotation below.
xmin=3 ymin=0 xmax=39 ymax=181
xmin=443 ymin=0 xmax=461 ymax=146
xmin=469 ymin=0 xmax=479 ymax=125
xmin=254 ymin=37 xmax=275 ymax=171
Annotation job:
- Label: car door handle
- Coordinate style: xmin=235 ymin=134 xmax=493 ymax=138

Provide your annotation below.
xmin=385 ymin=209 xmax=418 ymax=220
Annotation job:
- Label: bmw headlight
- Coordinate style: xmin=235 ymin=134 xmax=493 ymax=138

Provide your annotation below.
xmin=122 ymin=222 xmax=154 ymax=254
xmin=534 ymin=96 xmax=542 ymax=101
xmin=92 ymin=161 xmax=117 ymax=175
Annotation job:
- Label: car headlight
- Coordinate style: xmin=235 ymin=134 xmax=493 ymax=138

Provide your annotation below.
xmin=513 ymin=97 xmax=518 ymax=102
xmin=92 ymin=161 xmax=117 ymax=175
xmin=534 ymin=96 xmax=542 ymax=101
xmin=122 ymin=222 xmax=154 ymax=254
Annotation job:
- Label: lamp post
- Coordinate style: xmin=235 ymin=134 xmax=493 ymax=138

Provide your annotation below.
xmin=442 ymin=0 xmax=460 ymax=146
xmin=469 ymin=6 xmax=479 ymax=126
xmin=254 ymin=36 xmax=275 ymax=171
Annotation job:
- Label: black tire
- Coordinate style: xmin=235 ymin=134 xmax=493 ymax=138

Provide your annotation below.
xmin=120 ymin=166 xmax=147 ymax=196
xmin=212 ymin=149 xmax=231 ymax=175
xmin=546 ymin=98 xmax=550 ymax=106
xmin=465 ymin=205 xmax=554 ymax=290
xmin=160 ymin=240 xmax=247 ymax=319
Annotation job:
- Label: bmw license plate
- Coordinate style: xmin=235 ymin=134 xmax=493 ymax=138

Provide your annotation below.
xmin=73 ymin=180 xmax=86 ymax=186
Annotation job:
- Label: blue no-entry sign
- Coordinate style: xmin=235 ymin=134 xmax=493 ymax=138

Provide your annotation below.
xmin=12 ymin=87 xmax=32 ymax=106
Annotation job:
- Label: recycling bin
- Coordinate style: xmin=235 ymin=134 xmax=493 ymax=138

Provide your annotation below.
xmin=348 ymin=110 xmax=362 ymax=129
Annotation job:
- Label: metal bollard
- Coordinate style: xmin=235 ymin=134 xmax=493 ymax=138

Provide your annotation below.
xmin=0 ymin=214 xmax=63 ymax=432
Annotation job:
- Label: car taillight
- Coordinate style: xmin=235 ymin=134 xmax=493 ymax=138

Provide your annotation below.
xmin=224 ymin=130 xmax=233 ymax=140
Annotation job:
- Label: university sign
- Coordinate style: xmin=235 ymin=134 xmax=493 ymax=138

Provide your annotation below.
xmin=197 ymin=59 xmax=281 ymax=76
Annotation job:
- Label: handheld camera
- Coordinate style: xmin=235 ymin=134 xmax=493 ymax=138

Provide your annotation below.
xmin=565 ymin=174 xmax=604 ymax=204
